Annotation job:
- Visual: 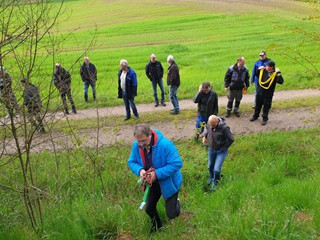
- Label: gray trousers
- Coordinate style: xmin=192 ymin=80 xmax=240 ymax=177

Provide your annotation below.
xmin=227 ymin=89 xmax=243 ymax=112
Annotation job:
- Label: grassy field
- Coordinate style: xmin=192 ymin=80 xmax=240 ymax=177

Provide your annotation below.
xmin=1 ymin=1 xmax=320 ymax=239
xmin=2 ymin=0 xmax=319 ymax=114
xmin=0 ymin=127 xmax=319 ymax=239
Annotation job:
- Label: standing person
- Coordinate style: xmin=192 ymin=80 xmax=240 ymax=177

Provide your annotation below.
xmin=118 ymin=59 xmax=139 ymax=121
xmin=224 ymin=57 xmax=250 ymax=118
xmin=251 ymin=51 xmax=270 ymax=108
xmin=166 ymin=55 xmax=180 ymax=114
xmin=20 ymin=78 xmax=45 ymax=133
xmin=128 ymin=124 xmax=182 ymax=233
xmin=202 ymin=115 xmax=234 ymax=191
xmin=145 ymin=54 xmax=166 ymax=107
xmin=80 ymin=56 xmax=97 ymax=103
xmin=53 ymin=63 xmax=77 ymax=115
xmin=0 ymin=66 xmax=20 ymax=119
xmin=250 ymin=60 xmax=284 ymax=125
xmin=193 ymin=81 xmax=218 ymax=140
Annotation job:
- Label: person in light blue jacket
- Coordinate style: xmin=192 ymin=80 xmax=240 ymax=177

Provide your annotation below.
xmin=128 ymin=124 xmax=182 ymax=232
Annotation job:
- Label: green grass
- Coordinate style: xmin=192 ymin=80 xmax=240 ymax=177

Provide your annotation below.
xmin=0 ymin=128 xmax=319 ymax=239
xmin=2 ymin=0 xmax=319 ymax=115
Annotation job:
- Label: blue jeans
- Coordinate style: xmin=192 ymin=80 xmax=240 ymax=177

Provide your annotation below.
xmin=122 ymin=91 xmax=139 ymax=118
xmin=169 ymin=85 xmax=179 ymax=112
xmin=195 ymin=115 xmax=208 ymax=134
xmin=84 ymin=82 xmax=96 ymax=99
xmin=208 ymin=148 xmax=228 ymax=179
xmin=152 ymin=79 xmax=165 ymax=104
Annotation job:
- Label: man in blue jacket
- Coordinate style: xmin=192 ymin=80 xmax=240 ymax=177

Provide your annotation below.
xmin=128 ymin=124 xmax=183 ymax=232
xmin=118 ymin=59 xmax=139 ymax=121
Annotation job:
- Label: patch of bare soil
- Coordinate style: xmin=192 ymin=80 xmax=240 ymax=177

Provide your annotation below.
xmin=0 ymin=89 xmax=319 ymax=155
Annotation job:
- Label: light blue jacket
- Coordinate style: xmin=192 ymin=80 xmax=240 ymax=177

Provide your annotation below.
xmin=128 ymin=129 xmax=183 ymax=199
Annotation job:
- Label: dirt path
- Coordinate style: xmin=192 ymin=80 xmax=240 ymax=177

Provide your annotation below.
xmin=1 ymin=89 xmax=319 ymax=155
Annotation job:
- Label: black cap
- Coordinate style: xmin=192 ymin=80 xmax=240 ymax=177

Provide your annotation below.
xmin=266 ymin=60 xmax=275 ymax=68
xmin=259 ymin=51 xmax=266 ymax=56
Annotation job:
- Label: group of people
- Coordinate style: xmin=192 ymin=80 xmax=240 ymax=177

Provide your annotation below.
xmin=193 ymin=50 xmax=284 ymax=140
xmin=0 ymin=56 xmax=98 ymax=133
xmin=117 ymin=54 xmax=181 ymax=120
xmin=128 ymin=50 xmax=284 ymax=233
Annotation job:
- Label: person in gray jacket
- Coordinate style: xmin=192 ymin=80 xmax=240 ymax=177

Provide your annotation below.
xmin=53 ymin=63 xmax=76 ymax=115
xmin=203 ymin=115 xmax=234 ymax=191
xmin=193 ymin=81 xmax=218 ymax=140
xmin=20 ymin=78 xmax=45 ymax=133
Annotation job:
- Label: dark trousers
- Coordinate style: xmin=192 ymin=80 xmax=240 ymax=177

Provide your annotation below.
xmin=227 ymin=89 xmax=242 ymax=112
xmin=145 ymin=181 xmax=180 ymax=228
xmin=253 ymin=94 xmax=272 ymax=121
xmin=60 ymin=88 xmax=75 ymax=111
xmin=27 ymin=108 xmax=45 ymax=132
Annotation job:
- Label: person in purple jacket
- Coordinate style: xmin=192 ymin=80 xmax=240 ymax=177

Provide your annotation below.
xmin=128 ymin=124 xmax=182 ymax=233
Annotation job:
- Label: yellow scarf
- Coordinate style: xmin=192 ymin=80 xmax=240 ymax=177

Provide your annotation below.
xmin=259 ymin=70 xmax=277 ymax=89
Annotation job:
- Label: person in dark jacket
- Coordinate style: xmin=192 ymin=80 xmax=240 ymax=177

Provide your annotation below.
xmin=0 ymin=66 xmax=20 ymax=119
xmin=250 ymin=60 xmax=284 ymax=125
xmin=166 ymin=55 xmax=180 ymax=114
xmin=80 ymin=56 xmax=97 ymax=103
xmin=203 ymin=115 xmax=234 ymax=191
xmin=145 ymin=54 xmax=166 ymax=107
xmin=118 ymin=59 xmax=139 ymax=121
xmin=193 ymin=81 xmax=218 ymax=140
xmin=251 ymin=51 xmax=271 ymax=108
xmin=20 ymin=78 xmax=45 ymax=133
xmin=224 ymin=57 xmax=250 ymax=118
xmin=53 ymin=63 xmax=76 ymax=115
xmin=128 ymin=124 xmax=182 ymax=233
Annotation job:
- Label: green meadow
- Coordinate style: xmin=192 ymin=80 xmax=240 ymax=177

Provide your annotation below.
xmin=1 ymin=128 xmax=320 ymax=239
xmin=1 ymin=0 xmax=320 ymax=239
xmin=2 ymin=0 xmax=319 ymax=112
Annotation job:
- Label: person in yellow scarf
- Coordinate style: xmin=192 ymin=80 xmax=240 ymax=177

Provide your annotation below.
xmin=250 ymin=60 xmax=284 ymax=125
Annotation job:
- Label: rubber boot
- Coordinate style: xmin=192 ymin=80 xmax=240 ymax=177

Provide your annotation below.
xmin=93 ymin=92 xmax=96 ymax=101
xmin=225 ymin=110 xmax=231 ymax=118
xmin=84 ymin=94 xmax=88 ymax=103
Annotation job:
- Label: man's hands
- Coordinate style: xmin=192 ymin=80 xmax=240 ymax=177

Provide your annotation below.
xmin=140 ymin=168 xmax=157 ymax=185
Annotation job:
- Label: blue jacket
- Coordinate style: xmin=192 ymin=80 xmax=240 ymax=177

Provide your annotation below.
xmin=251 ymin=58 xmax=270 ymax=83
xmin=118 ymin=67 xmax=138 ymax=99
xmin=128 ymin=129 xmax=183 ymax=199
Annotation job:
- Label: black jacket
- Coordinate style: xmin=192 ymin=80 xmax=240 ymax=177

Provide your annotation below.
xmin=23 ymin=83 xmax=42 ymax=112
xmin=255 ymin=69 xmax=284 ymax=98
xmin=224 ymin=64 xmax=250 ymax=90
xmin=80 ymin=62 xmax=97 ymax=84
xmin=53 ymin=67 xmax=71 ymax=92
xmin=206 ymin=118 xmax=234 ymax=151
xmin=193 ymin=90 xmax=218 ymax=118
xmin=145 ymin=60 xmax=164 ymax=82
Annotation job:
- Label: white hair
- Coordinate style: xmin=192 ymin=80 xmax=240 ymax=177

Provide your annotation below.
xmin=84 ymin=56 xmax=90 ymax=61
xmin=150 ymin=53 xmax=156 ymax=58
xmin=0 ymin=66 xmax=6 ymax=72
xmin=167 ymin=55 xmax=174 ymax=62
xmin=120 ymin=59 xmax=128 ymax=66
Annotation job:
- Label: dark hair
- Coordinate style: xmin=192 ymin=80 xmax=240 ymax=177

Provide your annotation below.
xmin=202 ymin=81 xmax=211 ymax=89
xmin=266 ymin=60 xmax=275 ymax=68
